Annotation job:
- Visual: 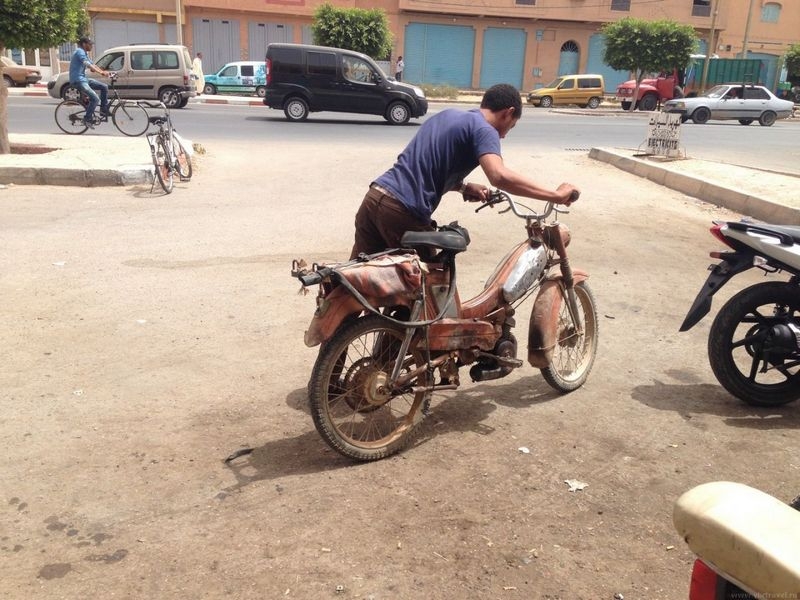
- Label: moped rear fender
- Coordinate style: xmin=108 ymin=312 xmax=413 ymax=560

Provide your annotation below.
xmin=303 ymin=285 xmax=414 ymax=347
xmin=679 ymin=252 xmax=754 ymax=332
xmin=528 ymin=269 xmax=589 ymax=368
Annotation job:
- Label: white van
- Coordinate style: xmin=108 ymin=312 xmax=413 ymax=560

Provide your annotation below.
xmin=47 ymin=44 xmax=196 ymax=108
xmin=202 ymin=61 xmax=266 ymax=97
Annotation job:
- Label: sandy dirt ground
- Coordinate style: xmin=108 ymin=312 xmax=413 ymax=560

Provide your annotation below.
xmin=1 ymin=136 xmax=798 ymax=600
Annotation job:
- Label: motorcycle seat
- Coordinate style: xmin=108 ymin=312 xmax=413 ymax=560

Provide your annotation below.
xmin=728 ymin=221 xmax=800 ymax=245
xmin=674 ymin=481 xmax=800 ymax=596
xmin=401 ymin=230 xmax=468 ymax=254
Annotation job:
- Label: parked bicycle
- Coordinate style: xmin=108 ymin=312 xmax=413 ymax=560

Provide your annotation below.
xmin=144 ymin=101 xmax=192 ymax=194
xmin=54 ymin=72 xmax=149 ymax=137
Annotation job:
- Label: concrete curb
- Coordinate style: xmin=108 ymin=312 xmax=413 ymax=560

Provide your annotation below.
xmin=589 ymin=147 xmax=799 ymax=223
xmin=0 ymin=165 xmax=151 ymax=186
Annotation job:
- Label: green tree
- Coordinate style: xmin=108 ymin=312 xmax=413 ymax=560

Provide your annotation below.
xmin=785 ymin=43 xmax=800 ymax=80
xmin=0 ymin=0 xmax=88 ymax=153
xmin=602 ymin=18 xmax=698 ymax=112
xmin=312 ymin=3 xmax=392 ymax=60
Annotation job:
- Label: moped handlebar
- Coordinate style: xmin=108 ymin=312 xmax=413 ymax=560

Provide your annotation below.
xmin=475 ymin=189 xmax=578 ymax=219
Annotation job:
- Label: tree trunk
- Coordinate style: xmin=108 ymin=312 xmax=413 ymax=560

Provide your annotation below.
xmin=0 ymin=49 xmax=9 ymax=154
xmin=629 ymin=69 xmax=643 ymax=113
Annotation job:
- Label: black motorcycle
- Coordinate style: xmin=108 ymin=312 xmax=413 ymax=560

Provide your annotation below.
xmin=680 ymin=220 xmax=800 ymax=406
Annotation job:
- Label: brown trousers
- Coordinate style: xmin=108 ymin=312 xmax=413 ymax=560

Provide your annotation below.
xmin=350 ymin=186 xmax=433 ymax=260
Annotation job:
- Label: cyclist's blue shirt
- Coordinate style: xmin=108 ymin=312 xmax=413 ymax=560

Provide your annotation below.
xmin=374 ymin=108 xmax=501 ymax=223
xmin=69 ymin=48 xmax=92 ymax=84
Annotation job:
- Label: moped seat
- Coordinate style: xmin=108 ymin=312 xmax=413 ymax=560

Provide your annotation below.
xmin=673 ymin=481 xmax=800 ymax=596
xmin=401 ymin=230 xmax=468 ymax=254
xmin=727 ymin=221 xmax=800 ymax=245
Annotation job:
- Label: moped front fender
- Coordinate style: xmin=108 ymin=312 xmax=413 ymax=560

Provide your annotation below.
xmin=528 ymin=269 xmax=589 ymax=368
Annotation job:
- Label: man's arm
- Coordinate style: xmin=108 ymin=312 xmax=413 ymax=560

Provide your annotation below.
xmin=86 ymin=61 xmax=110 ymax=77
xmin=478 ymin=153 xmax=578 ymax=205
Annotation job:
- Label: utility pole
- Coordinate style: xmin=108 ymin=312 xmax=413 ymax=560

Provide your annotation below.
xmin=700 ymin=0 xmax=721 ymax=93
xmin=741 ymin=0 xmax=755 ymax=57
xmin=175 ymin=0 xmax=183 ymax=45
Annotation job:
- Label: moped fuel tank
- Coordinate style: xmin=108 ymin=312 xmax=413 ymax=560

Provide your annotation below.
xmin=502 ymin=245 xmax=547 ymax=303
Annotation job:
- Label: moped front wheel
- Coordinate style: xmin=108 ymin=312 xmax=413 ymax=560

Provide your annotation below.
xmin=541 ymin=281 xmax=599 ymax=392
xmin=708 ymin=282 xmax=800 ymax=406
xmin=308 ymin=314 xmax=430 ymax=461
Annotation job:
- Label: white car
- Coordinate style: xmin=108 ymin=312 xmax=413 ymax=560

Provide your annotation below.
xmin=663 ymin=84 xmax=795 ymax=126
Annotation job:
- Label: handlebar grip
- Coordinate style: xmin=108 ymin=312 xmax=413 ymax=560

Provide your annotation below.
xmin=569 ymin=189 xmax=580 ymax=202
xmin=299 ymin=272 xmax=324 ymax=286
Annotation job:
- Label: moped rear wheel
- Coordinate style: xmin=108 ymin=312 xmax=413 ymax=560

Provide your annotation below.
xmin=708 ymin=282 xmax=800 ymax=406
xmin=308 ymin=314 xmax=430 ymax=461
xmin=541 ymin=281 xmax=599 ymax=392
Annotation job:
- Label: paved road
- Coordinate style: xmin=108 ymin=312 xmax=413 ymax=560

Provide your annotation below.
xmin=8 ymin=95 xmax=800 ymax=175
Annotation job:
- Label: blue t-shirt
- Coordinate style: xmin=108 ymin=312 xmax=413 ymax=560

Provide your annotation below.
xmin=374 ymin=108 xmax=502 ymax=222
xmin=69 ymin=48 xmax=92 ymax=84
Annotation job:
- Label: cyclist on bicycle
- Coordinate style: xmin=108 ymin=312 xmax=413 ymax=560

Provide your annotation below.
xmin=69 ymin=36 xmax=111 ymax=128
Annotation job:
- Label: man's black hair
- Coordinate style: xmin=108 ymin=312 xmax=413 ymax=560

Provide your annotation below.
xmin=481 ymin=83 xmax=522 ymax=118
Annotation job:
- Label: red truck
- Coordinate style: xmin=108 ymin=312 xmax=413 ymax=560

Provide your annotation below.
xmin=614 ymin=57 xmax=764 ymax=111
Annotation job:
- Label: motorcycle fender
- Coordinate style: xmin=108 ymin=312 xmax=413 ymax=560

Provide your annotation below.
xmin=679 ymin=253 xmax=754 ymax=332
xmin=304 ymin=286 xmax=366 ymax=347
xmin=528 ymin=270 xmax=589 ymax=368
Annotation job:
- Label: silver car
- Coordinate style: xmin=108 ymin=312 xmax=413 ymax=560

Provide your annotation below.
xmin=663 ymin=84 xmax=795 ymax=126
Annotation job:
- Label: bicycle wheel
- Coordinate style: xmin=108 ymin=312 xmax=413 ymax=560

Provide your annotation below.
xmin=172 ymin=132 xmax=193 ymax=180
xmin=54 ymin=101 xmax=88 ymax=135
xmin=112 ymin=101 xmax=148 ymax=136
xmin=150 ymin=135 xmax=173 ymax=194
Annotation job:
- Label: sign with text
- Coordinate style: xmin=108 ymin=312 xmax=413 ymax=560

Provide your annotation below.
xmin=645 ymin=112 xmax=682 ymax=157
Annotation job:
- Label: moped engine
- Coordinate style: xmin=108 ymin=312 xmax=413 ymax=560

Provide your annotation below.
xmin=470 ymin=333 xmax=518 ymax=382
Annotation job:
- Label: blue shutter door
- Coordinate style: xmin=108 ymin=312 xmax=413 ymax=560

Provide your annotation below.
xmin=557 ymin=50 xmax=579 ymax=77
xmin=404 ymin=23 xmax=474 ymax=87
xmin=480 ymin=28 xmax=526 ymax=90
xmin=586 ymin=34 xmax=629 ymax=93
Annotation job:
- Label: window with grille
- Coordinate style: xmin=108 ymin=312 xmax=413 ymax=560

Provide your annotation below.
xmin=761 ymin=2 xmax=781 ymax=22
xmin=692 ymin=0 xmax=711 ymax=17
xmin=611 ymin=0 xmax=630 ymax=11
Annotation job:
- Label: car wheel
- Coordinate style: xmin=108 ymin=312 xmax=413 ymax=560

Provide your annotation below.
xmin=738 ymin=118 xmax=753 ymax=125
xmin=639 ymin=94 xmax=658 ymax=111
xmin=203 ymin=83 xmax=217 ymax=95
xmin=539 ymin=96 xmax=553 ymax=108
xmin=256 ymin=86 xmax=266 ymax=98
xmin=692 ymin=107 xmax=711 ymax=124
xmin=159 ymin=87 xmax=181 ymax=108
xmin=284 ymin=97 xmax=309 ymax=121
xmin=60 ymin=85 xmax=79 ymax=102
xmin=587 ymin=96 xmax=601 ymax=109
xmin=3 ymin=75 xmax=14 ymax=88
xmin=621 ymin=100 xmax=632 ymax=111
xmin=680 ymin=115 xmax=689 ymax=123
xmin=758 ymin=111 xmax=777 ymax=127
xmin=177 ymin=97 xmax=189 ymax=109
xmin=385 ymin=101 xmax=410 ymax=125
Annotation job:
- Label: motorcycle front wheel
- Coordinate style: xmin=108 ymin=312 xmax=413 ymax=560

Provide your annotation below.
xmin=708 ymin=281 xmax=800 ymax=407
xmin=308 ymin=314 xmax=430 ymax=461
xmin=541 ymin=281 xmax=599 ymax=392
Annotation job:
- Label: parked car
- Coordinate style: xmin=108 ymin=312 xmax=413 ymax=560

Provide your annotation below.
xmin=203 ymin=61 xmax=266 ymax=97
xmin=527 ymin=74 xmax=605 ymax=109
xmin=1 ymin=56 xmax=42 ymax=87
xmin=46 ymin=44 xmax=196 ymax=108
xmin=263 ymin=43 xmax=428 ymax=124
xmin=663 ymin=83 xmax=795 ymax=126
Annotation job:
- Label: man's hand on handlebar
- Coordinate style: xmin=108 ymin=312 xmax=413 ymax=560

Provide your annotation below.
xmin=461 ymin=182 xmax=490 ymax=204
xmin=557 ymin=183 xmax=580 ymax=206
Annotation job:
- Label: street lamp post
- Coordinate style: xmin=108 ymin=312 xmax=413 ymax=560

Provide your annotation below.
xmin=741 ymin=0 xmax=755 ymax=57
xmin=700 ymin=0 xmax=721 ymax=93
xmin=175 ymin=0 xmax=183 ymax=46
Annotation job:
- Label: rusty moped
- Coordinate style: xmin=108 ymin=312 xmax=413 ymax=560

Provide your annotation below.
xmin=292 ymin=190 xmax=598 ymax=461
